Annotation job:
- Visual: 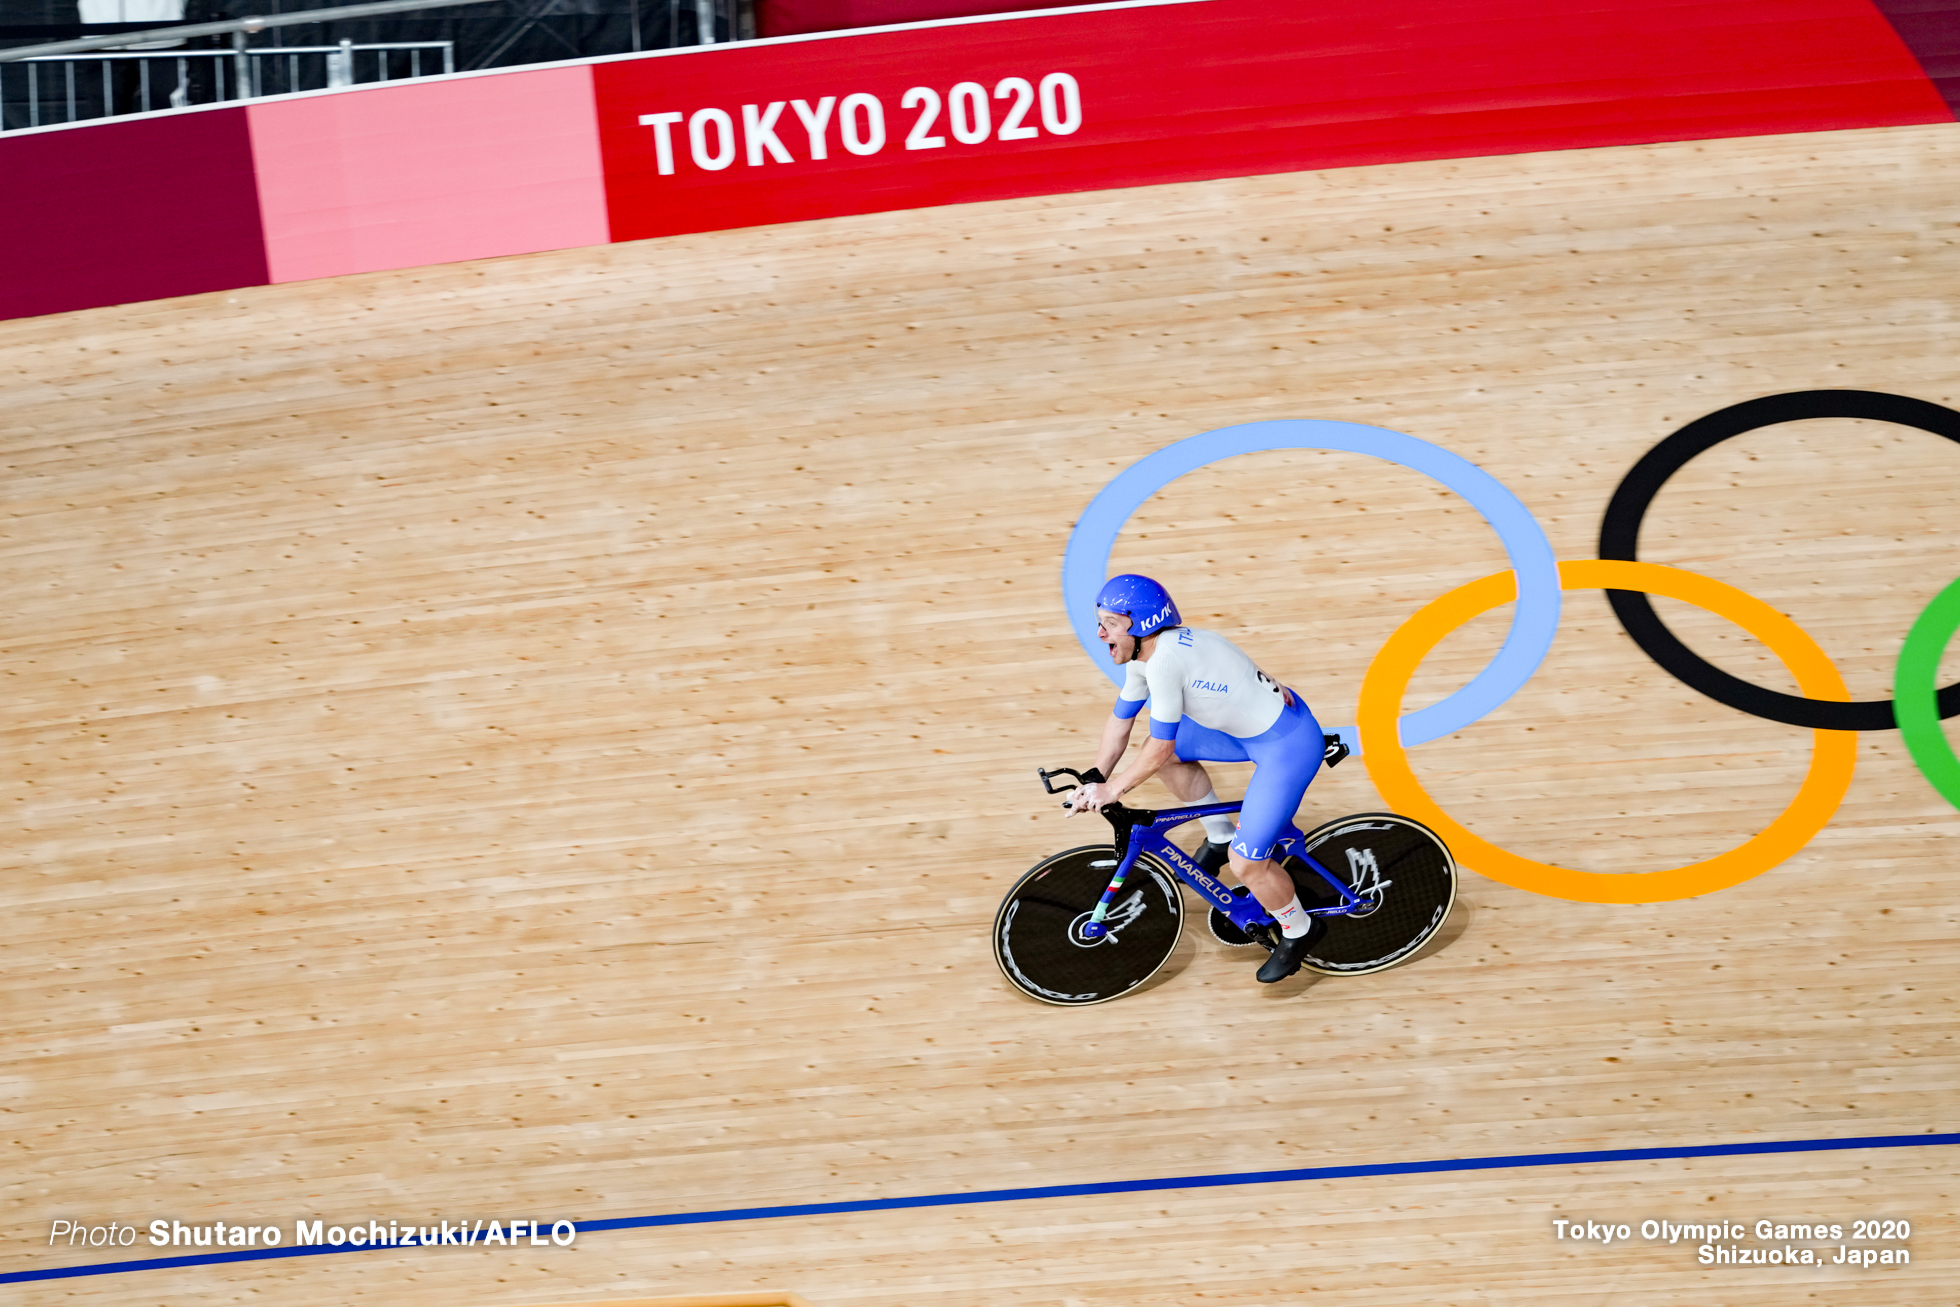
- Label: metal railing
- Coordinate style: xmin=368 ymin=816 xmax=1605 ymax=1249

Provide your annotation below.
xmin=2 ymin=39 xmax=452 ymax=129
xmin=0 ymin=0 xmax=745 ymax=132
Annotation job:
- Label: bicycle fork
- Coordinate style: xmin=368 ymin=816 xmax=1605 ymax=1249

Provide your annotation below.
xmin=1078 ymin=833 xmax=1145 ymax=942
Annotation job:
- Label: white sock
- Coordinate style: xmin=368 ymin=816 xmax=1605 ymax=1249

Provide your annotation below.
xmin=1195 ymin=789 xmax=1236 ymax=844
xmin=1272 ymin=895 xmax=1312 ymax=939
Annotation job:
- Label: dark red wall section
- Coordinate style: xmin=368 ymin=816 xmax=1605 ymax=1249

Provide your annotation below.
xmin=598 ymin=0 xmax=1953 ymax=244
xmin=0 ymin=109 xmax=268 ymax=322
xmin=1872 ymin=0 xmax=1960 ymax=115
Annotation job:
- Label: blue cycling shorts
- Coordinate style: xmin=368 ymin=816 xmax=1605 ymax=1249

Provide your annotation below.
xmin=1171 ymin=692 xmax=1324 ymax=862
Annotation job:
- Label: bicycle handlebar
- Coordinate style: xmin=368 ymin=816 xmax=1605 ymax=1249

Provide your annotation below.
xmin=1037 ymin=737 xmax=1348 ymax=806
xmin=1035 ymin=765 xmax=1105 ymax=795
xmin=1036 ymin=766 xmax=1157 ymax=844
xmin=1037 ymin=765 xmax=1126 ymax=819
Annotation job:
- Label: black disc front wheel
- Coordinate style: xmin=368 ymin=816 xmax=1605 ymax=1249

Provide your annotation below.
xmin=993 ymin=846 xmax=1185 ymax=1006
xmin=1288 ymin=813 xmax=1456 ymax=976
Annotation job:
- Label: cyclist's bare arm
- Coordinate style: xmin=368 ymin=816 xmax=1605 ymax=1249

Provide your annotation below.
xmin=1091 ymin=711 xmax=1136 ymax=780
xmin=1073 ymin=714 xmax=1180 ymax=814
xmin=1109 ymin=736 xmax=1179 ymax=801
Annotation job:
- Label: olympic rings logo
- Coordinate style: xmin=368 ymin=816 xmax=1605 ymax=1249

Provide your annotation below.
xmin=1062 ymin=391 xmax=1960 ymax=905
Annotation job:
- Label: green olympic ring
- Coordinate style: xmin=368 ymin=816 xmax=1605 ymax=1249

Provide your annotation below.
xmin=1897 ymin=576 xmax=1960 ymax=813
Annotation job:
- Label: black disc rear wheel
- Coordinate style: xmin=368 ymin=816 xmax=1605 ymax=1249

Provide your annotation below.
xmin=993 ymin=846 xmax=1185 ymax=1006
xmin=1287 ymin=813 xmax=1455 ymax=976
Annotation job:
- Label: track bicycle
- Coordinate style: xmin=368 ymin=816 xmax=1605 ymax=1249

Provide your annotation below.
xmin=992 ymin=759 xmax=1458 ymax=1005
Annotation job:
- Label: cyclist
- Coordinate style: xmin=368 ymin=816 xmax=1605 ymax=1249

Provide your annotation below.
xmin=1066 ymin=573 xmax=1330 ymax=982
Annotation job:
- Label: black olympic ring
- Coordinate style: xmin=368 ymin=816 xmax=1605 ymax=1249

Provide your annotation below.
xmin=1599 ymin=389 xmax=1960 ymax=732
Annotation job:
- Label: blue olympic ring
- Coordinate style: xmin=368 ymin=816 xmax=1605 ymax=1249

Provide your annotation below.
xmin=1061 ymin=420 xmax=1562 ymax=755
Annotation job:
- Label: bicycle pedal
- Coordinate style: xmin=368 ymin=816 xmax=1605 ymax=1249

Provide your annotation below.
xmin=1323 ymin=737 xmax=1351 ymax=768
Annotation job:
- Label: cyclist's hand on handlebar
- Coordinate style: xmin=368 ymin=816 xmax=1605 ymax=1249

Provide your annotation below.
xmin=1066 ymin=781 xmax=1115 ymax=816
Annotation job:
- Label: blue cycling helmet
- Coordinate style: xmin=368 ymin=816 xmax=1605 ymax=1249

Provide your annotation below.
xmin=1095 ymin=574 xmax=1181 ymax=643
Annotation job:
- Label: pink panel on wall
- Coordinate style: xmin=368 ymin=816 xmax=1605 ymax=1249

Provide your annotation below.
xmin=247 ymin=65 xmax=610 ymax=285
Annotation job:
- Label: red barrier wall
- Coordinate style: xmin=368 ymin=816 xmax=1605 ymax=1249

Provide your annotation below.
xmin=0 ymin=0 xmax=1955 ymax=321
xmin=596 ymin=0 xmax=1952 ymax=244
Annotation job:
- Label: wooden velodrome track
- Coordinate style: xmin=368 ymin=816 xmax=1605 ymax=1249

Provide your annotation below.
xmin=5 ymin=119 xmax=1959 ymax=1305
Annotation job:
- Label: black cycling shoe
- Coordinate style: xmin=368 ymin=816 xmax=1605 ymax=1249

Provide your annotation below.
xmin=1256 ymin=921 xmax=1321 ymax=983
xmin=1193 ymin=839 xmax=1232 ymax=875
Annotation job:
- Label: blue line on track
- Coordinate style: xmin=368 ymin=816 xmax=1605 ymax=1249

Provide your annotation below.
xmin=11 ymin=1131 xmax=1957 ymax=1285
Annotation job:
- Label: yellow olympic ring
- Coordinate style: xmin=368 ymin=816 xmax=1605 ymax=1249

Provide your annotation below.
xmin=1358 ymin=560 xmax=1859 ymax=904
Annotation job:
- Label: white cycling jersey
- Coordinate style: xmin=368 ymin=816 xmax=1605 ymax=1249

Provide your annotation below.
xmin=1114 ymin=626 xmax=1288 ymax=742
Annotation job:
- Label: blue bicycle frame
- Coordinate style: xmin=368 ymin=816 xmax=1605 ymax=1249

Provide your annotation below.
xmin=1043 ymin=784 xmax=1365 ymax=941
